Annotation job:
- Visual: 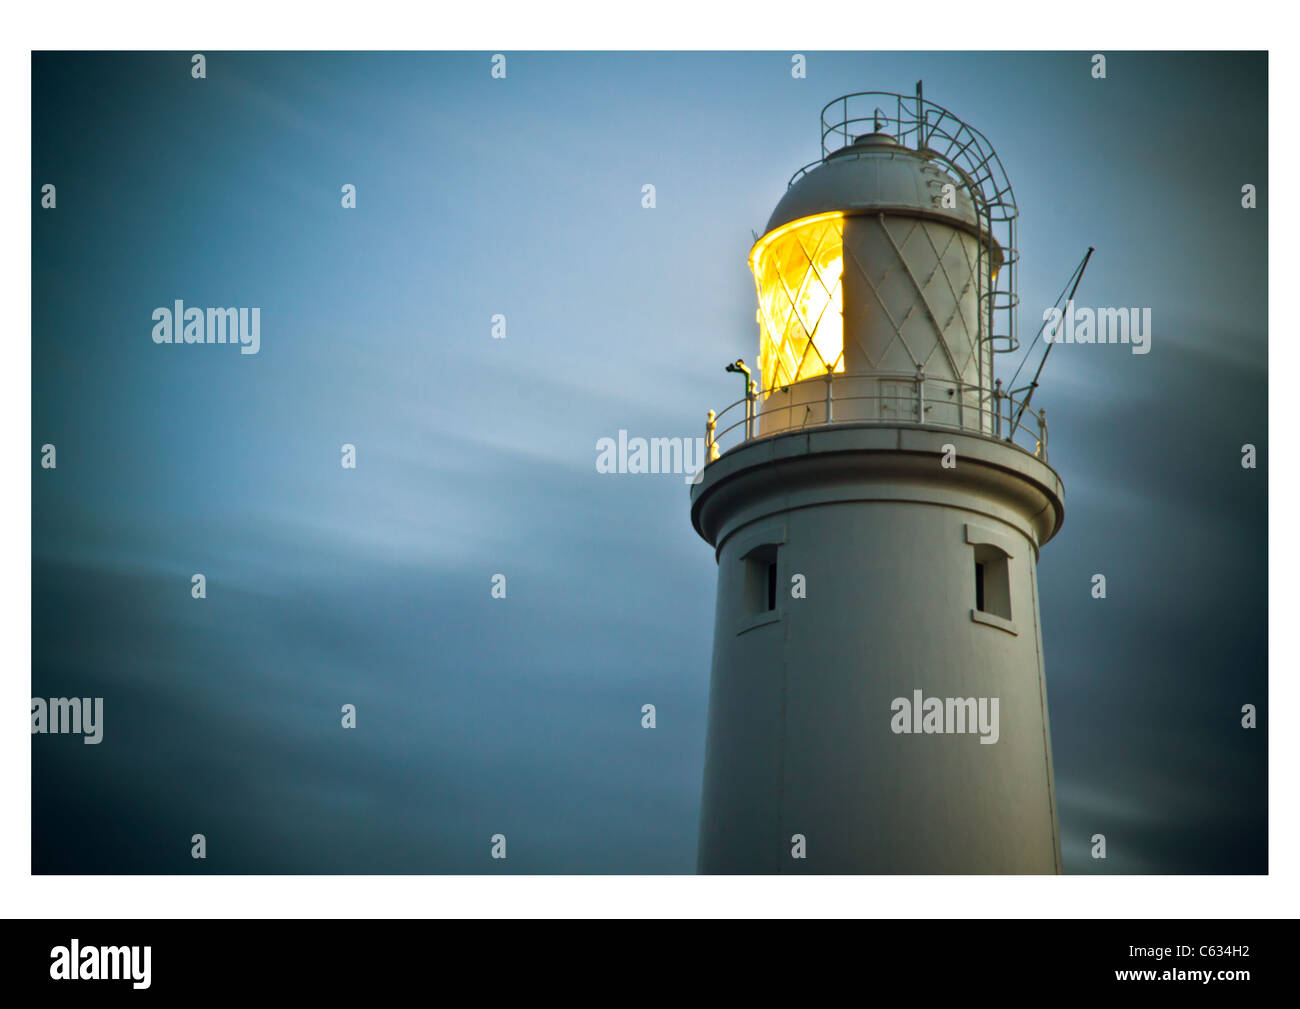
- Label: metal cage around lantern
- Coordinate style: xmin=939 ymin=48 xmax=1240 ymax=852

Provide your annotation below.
xmin=795 ymin=89 xmax=1021 ymax=366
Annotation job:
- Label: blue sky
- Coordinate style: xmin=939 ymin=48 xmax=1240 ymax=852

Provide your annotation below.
xmin=33 ymin=51 xmax=1266 ymax=872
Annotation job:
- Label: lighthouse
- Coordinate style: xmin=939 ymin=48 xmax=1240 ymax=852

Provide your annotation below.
xmin=691 ymin=90 xmax=1065 ymax=873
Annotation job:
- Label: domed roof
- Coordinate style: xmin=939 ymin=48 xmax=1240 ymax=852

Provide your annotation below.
xmin=763 ymin=132 xmax=983 ymax=238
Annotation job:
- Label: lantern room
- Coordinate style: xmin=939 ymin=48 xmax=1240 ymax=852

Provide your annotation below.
xmin=739 ymin=93 xmax=1020 ymax=442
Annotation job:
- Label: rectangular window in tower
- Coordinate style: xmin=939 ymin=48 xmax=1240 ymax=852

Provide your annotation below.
xmin=740 ymin=543 xmax=781 ymax=627
xmin=965 ymin=523 xmax=1019 ymax=636
xmin=973 ymin=544 xmax=1011 ymax=621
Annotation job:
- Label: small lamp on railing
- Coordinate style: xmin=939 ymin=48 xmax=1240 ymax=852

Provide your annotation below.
xmin=724 ymin=359 xmax=751 ymax=393
xmin=725 ymin=360 xmax=755 ymax=440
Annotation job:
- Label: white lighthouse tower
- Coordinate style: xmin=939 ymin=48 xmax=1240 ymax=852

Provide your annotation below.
xmin=692 ymin=90 xmax=1065 ymax=873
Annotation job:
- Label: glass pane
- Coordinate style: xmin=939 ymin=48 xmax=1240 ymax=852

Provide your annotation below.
xmin=752 ymin=214 xmax=844 ymax=398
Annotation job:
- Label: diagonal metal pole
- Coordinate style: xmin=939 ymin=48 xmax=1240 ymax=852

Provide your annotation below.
xmin=1006 ymin=247 xmax=1091 ymax=392
xmin=1010 ymin=246 xmax=1094 ymax=434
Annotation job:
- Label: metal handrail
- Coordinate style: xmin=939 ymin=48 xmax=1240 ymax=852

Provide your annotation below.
xmin=788 ymin=92 xmax=1015 ymax=211
xmin=704 ymin=372 xmax=1049 ymax=464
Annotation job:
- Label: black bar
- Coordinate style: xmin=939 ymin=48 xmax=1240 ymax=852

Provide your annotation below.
xmin=4 ymin=919 xmax=1273 ymax=996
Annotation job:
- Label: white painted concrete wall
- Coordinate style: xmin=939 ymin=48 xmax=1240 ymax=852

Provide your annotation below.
xmin=691 ymin=425 xmax=1064 ymax=873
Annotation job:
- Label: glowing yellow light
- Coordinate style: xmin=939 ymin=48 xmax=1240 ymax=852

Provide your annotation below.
xmin=749 ymin=212 xmax=845 ymax=397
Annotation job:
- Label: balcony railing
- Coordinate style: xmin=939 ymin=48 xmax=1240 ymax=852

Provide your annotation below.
xmin=704 ymin=372 xmax=1049 ymax=465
